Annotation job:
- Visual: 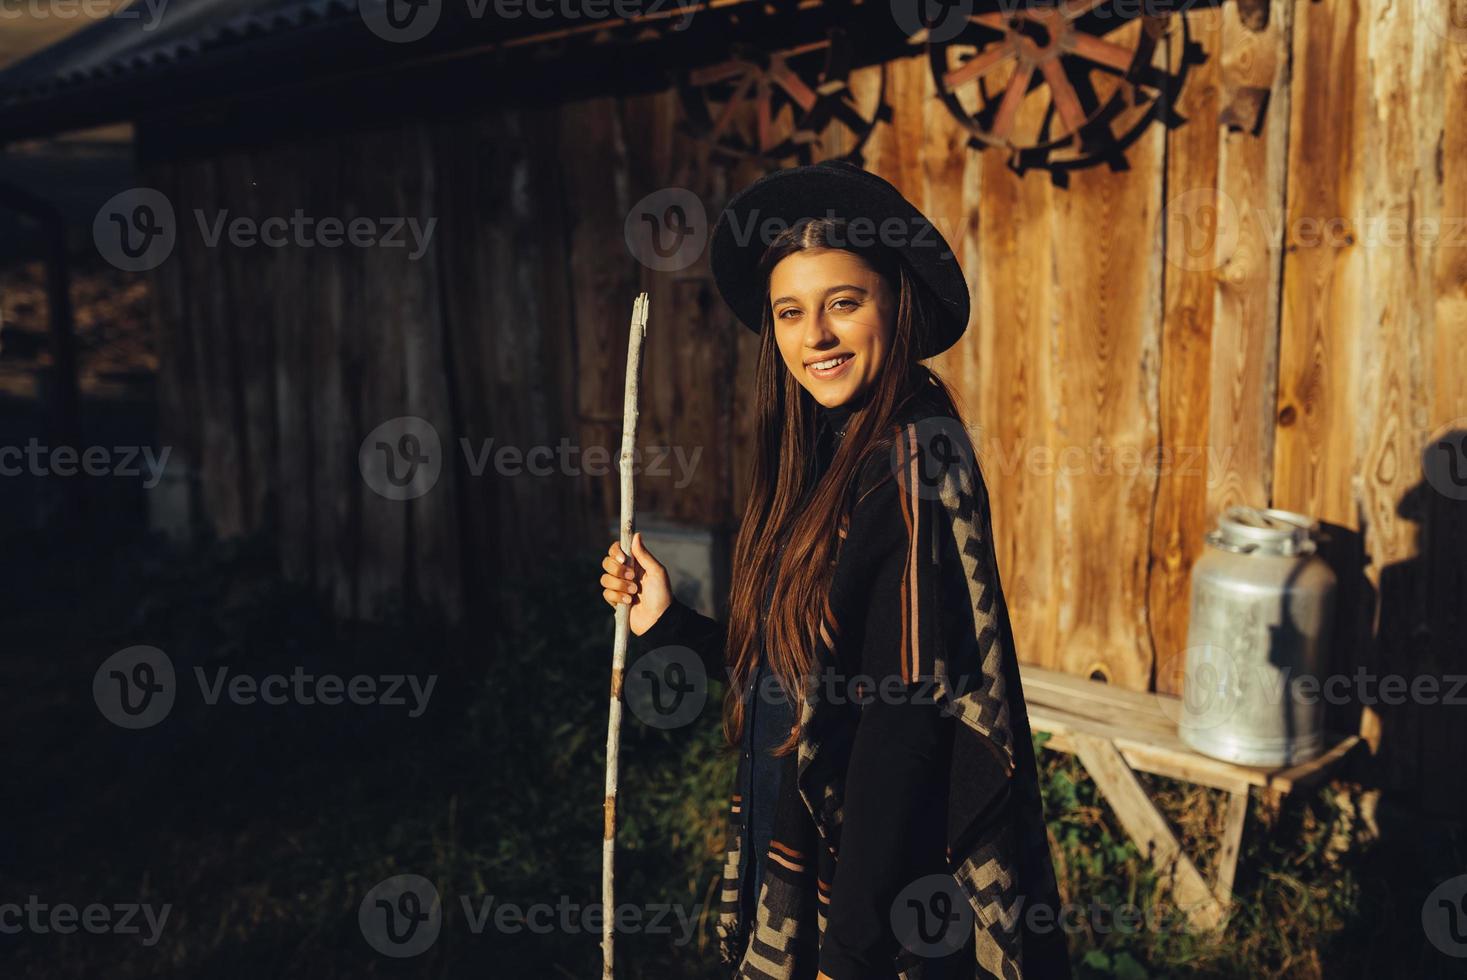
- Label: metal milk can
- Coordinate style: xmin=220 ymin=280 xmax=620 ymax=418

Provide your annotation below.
xmin=1178 ymin=507 xmax=1337 ymax=767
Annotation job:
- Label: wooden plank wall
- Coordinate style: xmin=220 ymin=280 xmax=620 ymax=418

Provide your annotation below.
xmin=148 ymin=0 xmax=1467 ymax=811
xmin=1268 ymin=0 xmax=1467 ymax=811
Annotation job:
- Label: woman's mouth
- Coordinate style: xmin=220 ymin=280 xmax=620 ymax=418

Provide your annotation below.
xmin=807 ymin=353 xmax=854 ymax=380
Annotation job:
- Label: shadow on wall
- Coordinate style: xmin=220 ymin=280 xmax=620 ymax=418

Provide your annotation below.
xmin=1319 ymin=427 xmax=1467 ymax=817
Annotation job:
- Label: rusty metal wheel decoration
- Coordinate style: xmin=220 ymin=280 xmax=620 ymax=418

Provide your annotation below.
xmin=678 ymin=26 xmax=889 ymax=166
xmin=928 ymin=0 xmax=1194 ymax=174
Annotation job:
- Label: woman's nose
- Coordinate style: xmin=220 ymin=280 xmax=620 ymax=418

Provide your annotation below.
xmin=803 ymin=312 xmax=836 ymax=348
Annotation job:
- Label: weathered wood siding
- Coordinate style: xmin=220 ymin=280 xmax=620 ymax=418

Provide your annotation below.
xmin=148 ymin=0 xmax=1467 ymax=811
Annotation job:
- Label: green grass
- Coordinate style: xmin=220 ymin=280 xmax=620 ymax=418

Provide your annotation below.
xmin=1036 ymin=734 xmax=1463 ymax=978
xmin=2 ymin=531 xmax=1459 ymax=978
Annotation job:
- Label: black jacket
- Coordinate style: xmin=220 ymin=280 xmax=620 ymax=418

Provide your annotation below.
xmin=636 ymin=383 xmax=1071 ymax=979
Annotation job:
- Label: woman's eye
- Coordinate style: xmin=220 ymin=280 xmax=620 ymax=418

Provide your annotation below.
xmin=777 ymin=308 xmax=801 ymax=319
xmin=830 ymin=298 xmax=858 ymax=312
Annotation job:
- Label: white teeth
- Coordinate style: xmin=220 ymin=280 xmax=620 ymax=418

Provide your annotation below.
xmin=810 ymin=354 xmax=852 ymax=371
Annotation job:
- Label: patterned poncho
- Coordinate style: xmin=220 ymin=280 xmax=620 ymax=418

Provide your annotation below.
xmin=637 ymin=384 xmax=1070 ymax=979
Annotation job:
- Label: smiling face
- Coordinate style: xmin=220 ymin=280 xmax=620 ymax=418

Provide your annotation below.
xmin=768 ymin=247 xmax=896 ymax=409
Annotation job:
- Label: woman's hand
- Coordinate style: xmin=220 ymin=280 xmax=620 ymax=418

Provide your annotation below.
xmin=600 ymin=531 xmax=673 ymax=636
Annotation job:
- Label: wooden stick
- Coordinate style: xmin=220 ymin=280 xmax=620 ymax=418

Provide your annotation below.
xmin=603 ymin=291 xmax=649 ymax=980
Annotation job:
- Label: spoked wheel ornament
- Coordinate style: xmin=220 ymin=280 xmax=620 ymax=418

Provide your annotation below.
xmin=928 ymin=0 xmax=1194 ymax=174
xmin=678 ymin=27 xmax=889 ymax=165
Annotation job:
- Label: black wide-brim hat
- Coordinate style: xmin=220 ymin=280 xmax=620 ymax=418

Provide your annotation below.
xmin=709 ymin=159 xmax=970 ymax=359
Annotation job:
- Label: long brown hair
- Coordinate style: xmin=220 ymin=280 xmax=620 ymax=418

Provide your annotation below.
xmin=721 ymin=216 xmax=967 ymax=756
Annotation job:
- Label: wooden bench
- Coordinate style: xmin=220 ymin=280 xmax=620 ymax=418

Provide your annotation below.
xmin=1018 ymin=663 xmax=1361 ymax=930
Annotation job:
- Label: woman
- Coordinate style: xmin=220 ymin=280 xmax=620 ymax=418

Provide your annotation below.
xmin=598 ymin=161 xmax=1069 ymax=980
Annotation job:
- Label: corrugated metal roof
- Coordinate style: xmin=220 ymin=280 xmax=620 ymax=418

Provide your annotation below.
xmin=0 ymin=0 xmax=878 ymax=140
xmin=0 ymin=0 xmax=358 ymax=102
xmin=0 ymin=0 xmax=692 ymax=138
